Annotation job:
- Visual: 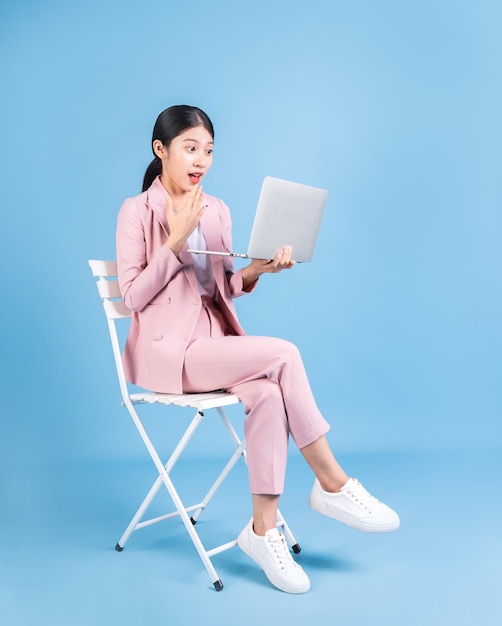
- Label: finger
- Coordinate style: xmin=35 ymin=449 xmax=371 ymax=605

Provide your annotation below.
xmin=181 ymin=186 xmax=201 ymax=213
xmin=272 ymin=249 xmax=283 ymax=269
xmin=279 ymin=245 xmax=292 ymax=265
xmin=191 ymin=185 xmax=203 ymax=208
xmin=196 ymin=204 xmax=207 ymax=223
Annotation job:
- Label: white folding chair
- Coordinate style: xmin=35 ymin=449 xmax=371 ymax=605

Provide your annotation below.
xmin=88 ymin=260 xmax=301 ymax=591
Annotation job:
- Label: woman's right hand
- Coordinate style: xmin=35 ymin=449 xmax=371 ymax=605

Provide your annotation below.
xmin=165 ymin=186 xmax=206 ymax=256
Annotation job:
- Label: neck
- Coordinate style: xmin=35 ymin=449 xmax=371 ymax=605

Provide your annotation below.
xmin=159 ymin=174 xmax=189 ymax=206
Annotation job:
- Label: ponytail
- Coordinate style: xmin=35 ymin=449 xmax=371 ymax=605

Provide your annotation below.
xmin=142 ymin=156 xmax=162 ymax=192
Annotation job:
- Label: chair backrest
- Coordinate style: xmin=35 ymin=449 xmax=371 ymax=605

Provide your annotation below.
xmin=89 ymin=259 xmax=131 ymax=400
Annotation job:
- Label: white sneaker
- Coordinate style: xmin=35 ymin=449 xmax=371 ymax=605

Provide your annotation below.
xmin=237 ymin=520 xmax=311 ymax=593
xmin=309 ymin=477 xmax=400 ymax=533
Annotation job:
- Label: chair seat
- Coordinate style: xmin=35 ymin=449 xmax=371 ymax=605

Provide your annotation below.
xmin=129 ymin=391 xmax=241 ymax=411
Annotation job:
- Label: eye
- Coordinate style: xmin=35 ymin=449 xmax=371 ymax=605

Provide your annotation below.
xmin=206 ymin=149 xmax=213 ymax=156
xmin=187 ymin=146 xmax=196 ymax=152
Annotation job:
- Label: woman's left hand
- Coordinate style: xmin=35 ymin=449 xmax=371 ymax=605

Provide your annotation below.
xmin=255 ymin=245 xmax=295 ymax=275
xmin=242 ymin=246 xmax=295 ymax=289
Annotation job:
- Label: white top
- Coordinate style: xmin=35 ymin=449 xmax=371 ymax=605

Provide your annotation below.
xmin=187 ymin=225 xmax=216 ymax=298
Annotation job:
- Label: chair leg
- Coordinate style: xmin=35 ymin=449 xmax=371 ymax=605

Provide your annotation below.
xmin=116 ymin=407 xmax=205 ymax=549
xmin=116 ymin=473 xmax=164 ymax=550
xmin=190 ymin=438 xmax=246 ymax=524
xmin=117 ymin=402 xmax=227 ymax=589
xmin=118 ymin=466 xmax=226 ymax=590
xmin=158 ymin=461 xmax=224 ymax=589
xmin=276 ymin=509 xmax=301 ymax=554
xmin=190 ymin=407 xmax=247 ymax=524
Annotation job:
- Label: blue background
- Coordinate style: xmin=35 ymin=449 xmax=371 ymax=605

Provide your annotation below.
xmin=1 ymin=1 xmax=501 ymax=624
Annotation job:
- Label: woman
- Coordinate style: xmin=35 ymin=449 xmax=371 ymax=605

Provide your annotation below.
xmin=116 ymin=105 xmax=399 ymax=594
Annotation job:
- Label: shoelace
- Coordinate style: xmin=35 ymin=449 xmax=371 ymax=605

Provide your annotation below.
xmin=266 ymin=532 xmax=296 ymax=571
xmin=345 ymin=479 xmax=381 ymax=514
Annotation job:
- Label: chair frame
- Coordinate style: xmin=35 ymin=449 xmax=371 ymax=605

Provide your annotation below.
xmin=89 ymin=259 xmax=300 ymax=591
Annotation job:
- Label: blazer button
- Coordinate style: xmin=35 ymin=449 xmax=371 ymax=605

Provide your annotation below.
xmin=153 ymin=333 xmax=163 ymax=341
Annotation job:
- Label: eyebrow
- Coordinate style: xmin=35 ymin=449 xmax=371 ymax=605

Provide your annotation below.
xmin=182 ymin=138 xmax=214 ymax=145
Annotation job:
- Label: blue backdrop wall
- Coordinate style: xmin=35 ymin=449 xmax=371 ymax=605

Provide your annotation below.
xmin=1 ymin=0 xmax=500 ymax=479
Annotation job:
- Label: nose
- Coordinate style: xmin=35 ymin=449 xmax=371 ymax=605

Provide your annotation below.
xmin=193 ymin=149 xmax=207 ymax=169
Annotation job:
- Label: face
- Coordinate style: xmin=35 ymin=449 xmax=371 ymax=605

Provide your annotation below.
xmin=154 ymin=125 xmax=213 ymax=196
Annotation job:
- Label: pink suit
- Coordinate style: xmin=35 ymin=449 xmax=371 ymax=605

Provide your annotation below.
xmin=116 ymin=177 xmax=329 ymax=494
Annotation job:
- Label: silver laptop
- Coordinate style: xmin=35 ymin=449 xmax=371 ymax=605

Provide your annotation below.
xmin=189 ymin=176 xmax=328 ymax=262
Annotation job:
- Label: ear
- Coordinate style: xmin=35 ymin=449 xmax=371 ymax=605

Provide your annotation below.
xmin=152 ymin=139 xmax=166 ymax=159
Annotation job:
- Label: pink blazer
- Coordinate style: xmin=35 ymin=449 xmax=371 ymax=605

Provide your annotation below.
xmin=116 ymin=176 xmax=255 ymax=393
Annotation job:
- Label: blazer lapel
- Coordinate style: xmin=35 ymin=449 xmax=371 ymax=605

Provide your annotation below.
xmin=199 ymin=200 xmax=222 ymax=252
xmin=200 ymin=200 xmax=228 ymax=294
xmin=147 ymin=177 xmax=170 ymax=236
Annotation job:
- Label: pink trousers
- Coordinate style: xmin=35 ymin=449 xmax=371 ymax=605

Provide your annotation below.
xmin=181 ymin=300 xmax=330 ymax=494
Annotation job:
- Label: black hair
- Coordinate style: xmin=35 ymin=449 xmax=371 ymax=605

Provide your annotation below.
xmin=142 ymin=105 xmax=214 ymax=192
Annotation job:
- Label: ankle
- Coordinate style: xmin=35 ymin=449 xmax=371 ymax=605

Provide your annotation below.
xmin=252 ymin=520 xmax=276 ymax=537
xmin=318 ymin=476 xmax=349 ymax=494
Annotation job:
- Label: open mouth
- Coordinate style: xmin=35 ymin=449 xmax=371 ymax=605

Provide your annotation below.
xmin=188 ymin=173 xmax=203 ymax=184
